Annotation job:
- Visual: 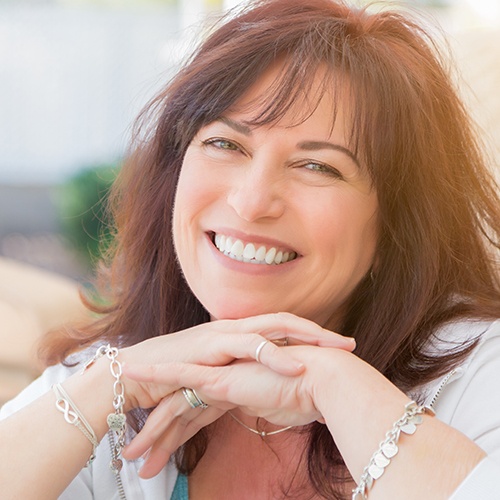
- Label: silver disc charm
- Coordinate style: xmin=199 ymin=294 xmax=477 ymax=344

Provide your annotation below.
xmin=381 ymin=441 xmax=398 ymax=458
xmin=368 ymin=463 xmax=385 ymax=480
xmin=374 ymin=451 xmax=390 ymax=468
xmin=400 ymin=422 xmax=417 ymax=434
xmin=409 ymin=414 xmax=423 ymax=425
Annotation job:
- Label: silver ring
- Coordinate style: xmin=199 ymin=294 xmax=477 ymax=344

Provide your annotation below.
xmin=182 ymin=387 xmax=208 ymax=409
xmin=255 ymin=340 xmax=269 ymax=363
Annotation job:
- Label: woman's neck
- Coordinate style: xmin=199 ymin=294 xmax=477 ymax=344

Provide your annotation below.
xmin=188 ymin=413 xmax=315 ymax=500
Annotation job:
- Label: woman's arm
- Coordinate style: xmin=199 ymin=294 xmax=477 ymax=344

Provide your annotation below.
xmin=308 ymin=348 xmax=485 ymax=499
xmin=125 ymin=338 xmax=495 ymax=498
xmin=0 ymin=313 xmax=354 ymax=498
xmin=0 ymin=354 xmax=115 ymax=499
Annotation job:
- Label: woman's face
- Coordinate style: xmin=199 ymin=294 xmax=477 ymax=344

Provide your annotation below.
xmin=172 ymin=68 xmax=378 ymax=326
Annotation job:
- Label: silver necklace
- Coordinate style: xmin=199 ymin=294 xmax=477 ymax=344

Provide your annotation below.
xmin=228 ymin=411 xmax=293 ymax=437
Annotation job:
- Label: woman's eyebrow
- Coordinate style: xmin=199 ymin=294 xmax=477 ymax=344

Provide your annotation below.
xmin=216 ymin=117 xmax=253 ymax=135
xmin=298 ymin=140 xmax=361 ymax=169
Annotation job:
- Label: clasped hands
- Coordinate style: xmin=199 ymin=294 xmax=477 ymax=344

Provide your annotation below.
xmin=119 ymin=312 xmax=356 ymax=478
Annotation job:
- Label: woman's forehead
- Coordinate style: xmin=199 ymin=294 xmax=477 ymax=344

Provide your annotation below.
xmin=226 ymin=61 xmax=353 ymax=132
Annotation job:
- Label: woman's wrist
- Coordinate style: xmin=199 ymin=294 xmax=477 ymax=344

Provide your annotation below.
xmin=302 ymin=348 xmax=486 ymax=498
xmin=62 ymin=351 xmax=118 ymax=441
xmin=303 ymin=348 xmax=411 ymax=475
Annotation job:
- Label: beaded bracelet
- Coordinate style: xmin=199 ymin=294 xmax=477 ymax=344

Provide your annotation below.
xmin=351 ymin=401 xmax=435 ymax=500
xmin=53 ymin=383 xmax=99 ymax=466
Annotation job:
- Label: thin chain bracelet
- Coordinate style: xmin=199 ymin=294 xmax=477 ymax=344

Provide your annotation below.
xmin=351 ymin=401 xmax=435 ymax=500
xmin=53 ymin=383 xmax=99 ymax=466
xmin=82 ymin=344 xmax=127 ymax=474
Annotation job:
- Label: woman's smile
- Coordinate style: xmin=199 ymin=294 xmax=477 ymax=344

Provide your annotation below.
xmin=210 ymin=231 xmax=298 ymax=265
xmin=202 ymin=230 xmax=301 ymax=278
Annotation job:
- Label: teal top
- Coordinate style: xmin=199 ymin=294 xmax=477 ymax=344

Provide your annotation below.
xmin=170 ymin=473 xmax=189 ymax=500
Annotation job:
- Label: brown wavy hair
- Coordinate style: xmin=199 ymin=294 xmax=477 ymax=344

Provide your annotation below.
xmin=41 ymin=0 xmax=500 ymax=497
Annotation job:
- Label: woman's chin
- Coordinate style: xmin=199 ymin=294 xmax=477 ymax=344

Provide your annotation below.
xmin=206 ymin=302 xmax=281 ymax=321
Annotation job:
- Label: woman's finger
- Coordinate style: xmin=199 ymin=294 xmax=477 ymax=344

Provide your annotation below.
xmin=125 ymin=359 xmax=320 ymax=427
xmin=125 ymin=361 xmax=276 ymax=409
xmin=124 ymin=389 xmax=224 ymax=460
xmin=218 ymin=333 xmax=305 ymax=376
xmin=125 ymin=313 xmax=353 ymax=391
xmin=188 ymin=314 xmax=355 ymax=376
xmin=124 ymin=362 xmax=228 ymax=398
xmin=225 ymin=312 xmax=356 ymax=349
xmin=137 ymin=404 xmax=224 ymax=478
xmin=123 ymin=392 xmax=185 ymax=459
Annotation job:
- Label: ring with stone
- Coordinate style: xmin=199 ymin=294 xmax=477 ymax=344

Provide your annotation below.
xmin=182 ymin=387 xmax=208 ymax=409
xmin=271 ymin=337 xmax=289 ymax=347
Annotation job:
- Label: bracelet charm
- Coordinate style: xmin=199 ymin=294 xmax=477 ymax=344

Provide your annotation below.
xmin=53 ymin=383 xmax=99 ymax=467
xmin=352 ymin=401 xmax=434 ymax=500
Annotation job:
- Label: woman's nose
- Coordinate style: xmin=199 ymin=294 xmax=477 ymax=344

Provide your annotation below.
xmin=226 ymin=164 xmax=286 ymax=222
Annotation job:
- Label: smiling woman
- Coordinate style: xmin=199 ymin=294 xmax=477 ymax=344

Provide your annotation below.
xmin=1 ymin=0 xmax=500 ymax=499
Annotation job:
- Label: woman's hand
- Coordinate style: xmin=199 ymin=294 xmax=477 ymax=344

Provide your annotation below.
xmin=118 ymin=313 xmax=355 ymax=476
xmin=121 ymin=312 xmax=355 ymax=411
xmin=122 ymin=344 xmax=340 ymax=478
xmin=122 ymin=344 xmax=425 ymax=482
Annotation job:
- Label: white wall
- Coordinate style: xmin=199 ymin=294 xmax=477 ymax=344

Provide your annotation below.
xmin=0 ymin=4 xmax=182 ymax=184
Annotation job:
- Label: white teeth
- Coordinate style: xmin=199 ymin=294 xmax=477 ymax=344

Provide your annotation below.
xmin=213 ymin=233 xmax=297 ymax=265
xmin=230 ymin=239 xmax=244 ymax=257
xmin=264 ymin=247 xmax=276 ymax=264
xmin=243 ymin=243 xmax=256 ymax=259
xmin=255 ymin=245 xmax=266 ymax=262
xmin=274 ymin=250 xmax=283 ymax=264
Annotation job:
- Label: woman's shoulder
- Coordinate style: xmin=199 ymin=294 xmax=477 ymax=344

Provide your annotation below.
xmin=432 ymin=317 xmax=500 ymax=349
xmin=419 ymin=318 xmax=500 ymax=456
xmin=446 ymin=317 xmax=500 ymax=391
xmin=433 ymin=318 xmax=500 ymax=378
xmin=424 ymin=317 xmax=500 ymax=382
xmin=413 ymin=318 xmax=500 ymax=413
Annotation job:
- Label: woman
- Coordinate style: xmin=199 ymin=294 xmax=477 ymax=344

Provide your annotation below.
xmin=1 ymin=0 xmax=500 ymax=498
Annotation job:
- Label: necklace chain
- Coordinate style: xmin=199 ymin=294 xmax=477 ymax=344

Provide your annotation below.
xmin=228 ymin=411 xmax=293 ymax=437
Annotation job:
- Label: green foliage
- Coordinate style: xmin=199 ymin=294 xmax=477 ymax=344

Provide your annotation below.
xmin=58 ymin=163 xmax=120 ymax=268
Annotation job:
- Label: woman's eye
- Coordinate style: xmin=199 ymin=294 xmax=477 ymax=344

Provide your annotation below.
xmin=202 ymin=138 xmax=240 ymax=151
xmin=302 ymin=161 xmax=343 ymax=178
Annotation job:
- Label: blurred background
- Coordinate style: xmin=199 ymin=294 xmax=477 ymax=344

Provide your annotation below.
xmin=1 ymin=0 xmax=499 ymax=404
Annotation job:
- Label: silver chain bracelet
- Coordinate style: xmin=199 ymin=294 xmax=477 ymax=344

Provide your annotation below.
xmin=352 ymin=400 xmax=435 ymax=500
xmin=82 ymin=344 xmax=127 ymax=474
